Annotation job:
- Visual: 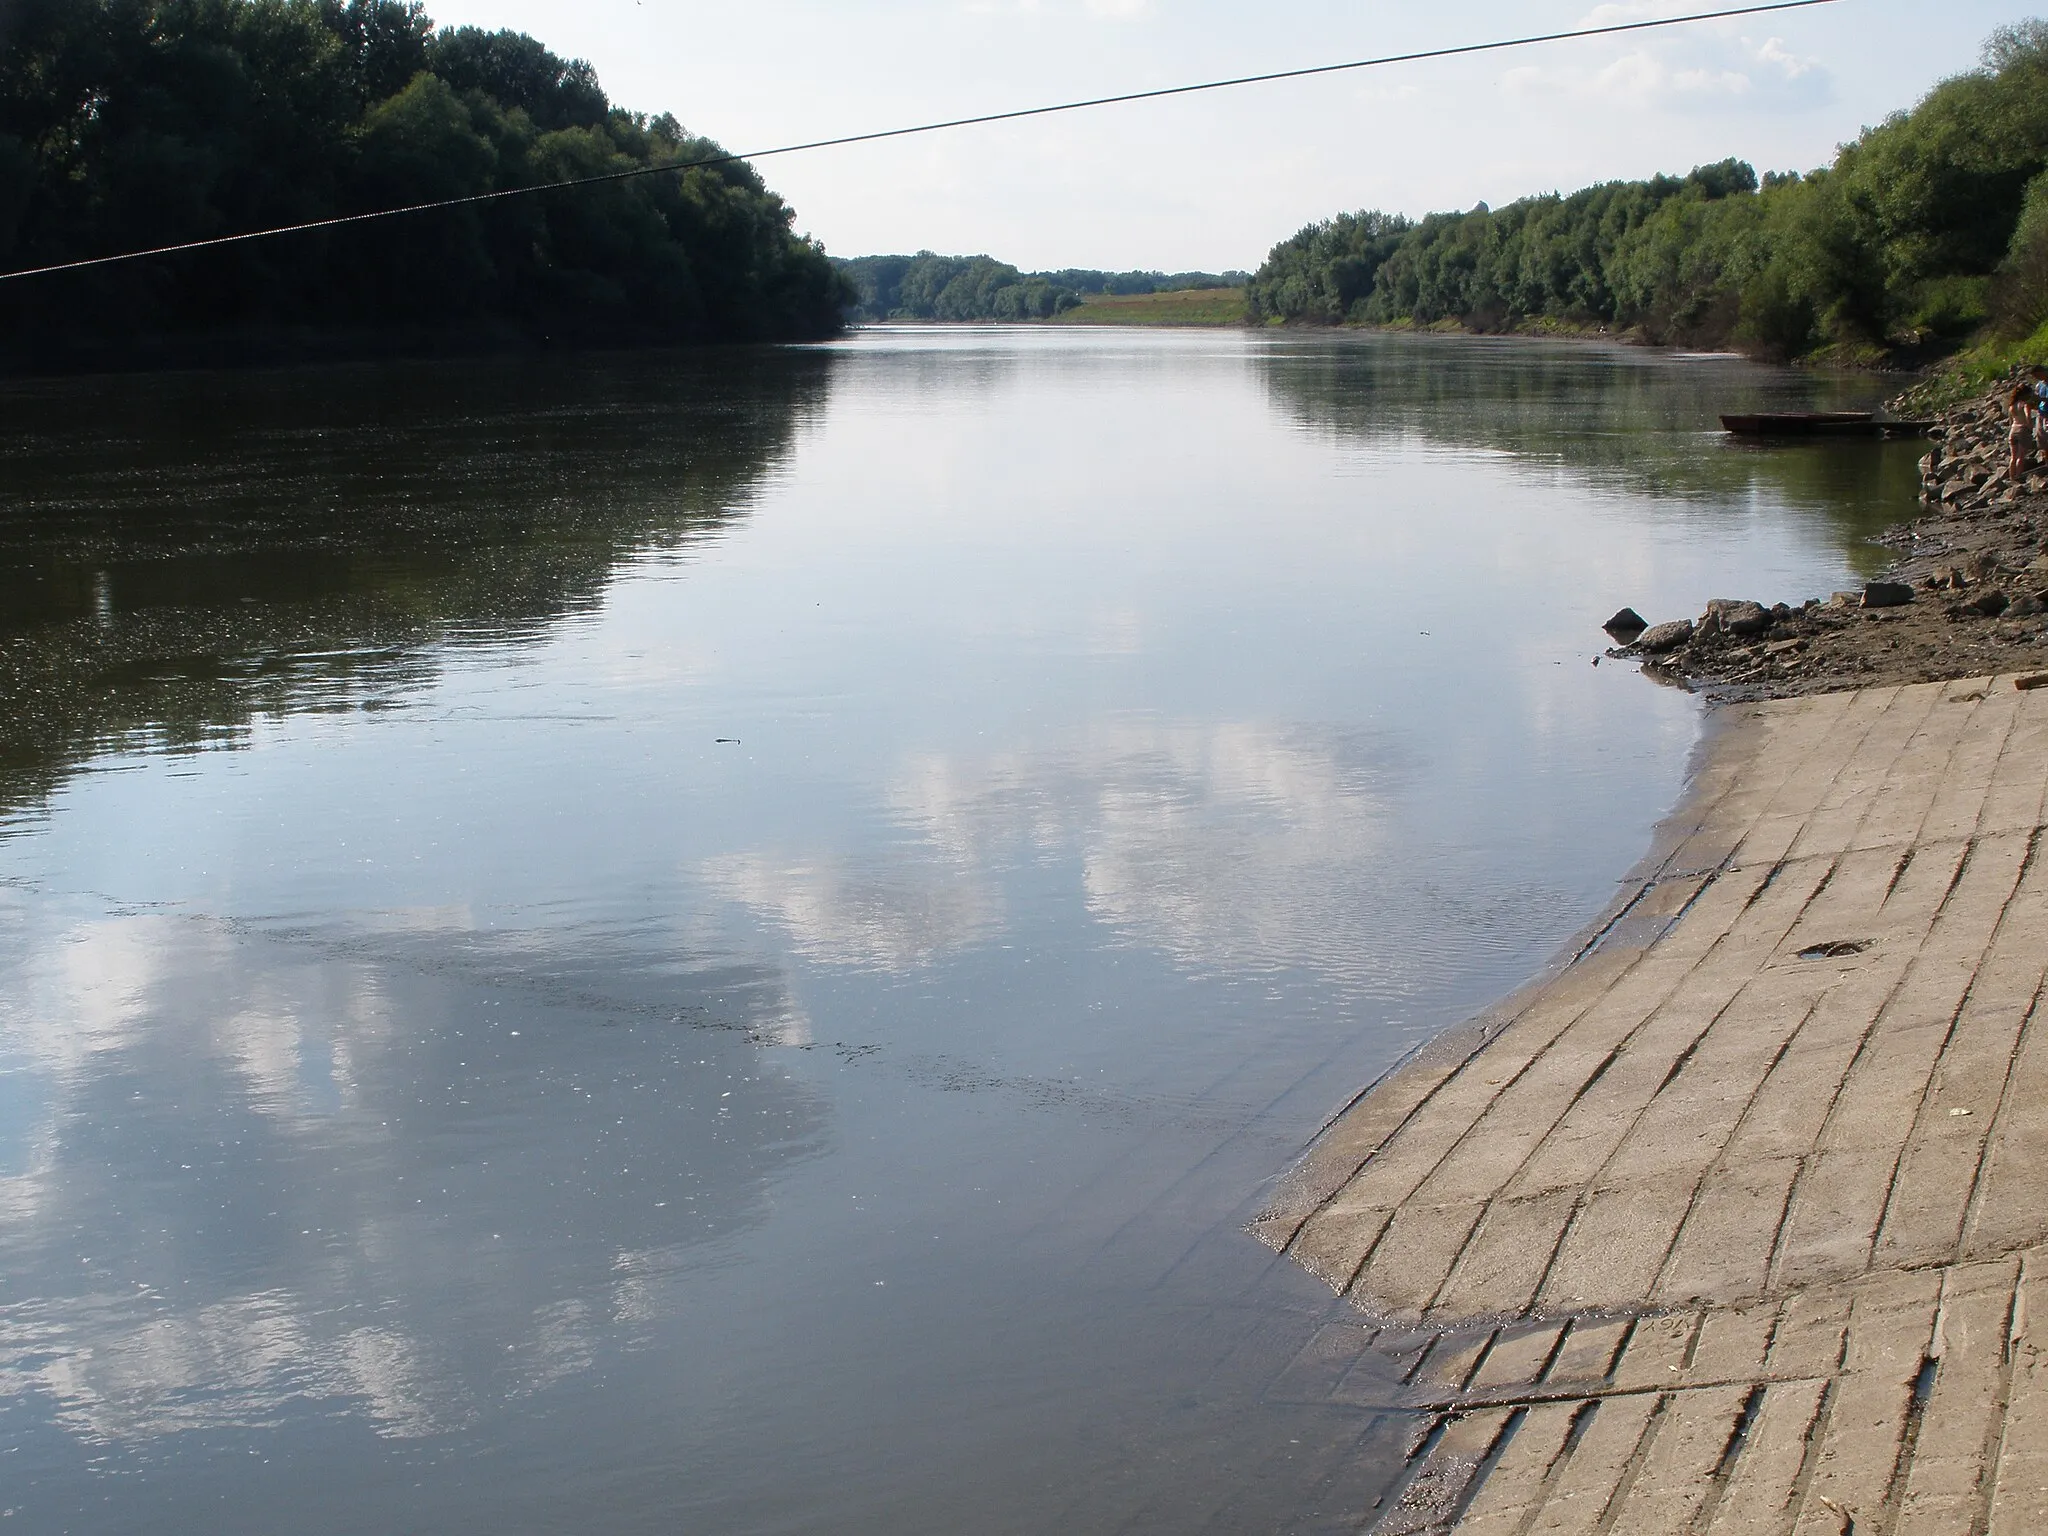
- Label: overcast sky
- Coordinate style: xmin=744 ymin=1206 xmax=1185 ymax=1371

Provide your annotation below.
xmin=425 ymin=1 xmax=2046 ymax=272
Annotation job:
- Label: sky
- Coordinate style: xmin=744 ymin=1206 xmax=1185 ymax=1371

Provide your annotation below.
xmin=424 ymin=1 xmax=2047 ymax=273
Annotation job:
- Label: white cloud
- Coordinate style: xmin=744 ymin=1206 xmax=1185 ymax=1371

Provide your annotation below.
xmin=959 ymin=0 xmax=1148 ymax=15
xmin=1516 ymin=23 xmax=1832 ymax=113
xmin=1756 ymin=35 xmax=1819 ymax=82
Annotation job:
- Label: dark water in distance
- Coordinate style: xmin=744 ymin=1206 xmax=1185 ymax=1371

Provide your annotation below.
xmin=0 ymin=331 xmax=1923 ymax=1533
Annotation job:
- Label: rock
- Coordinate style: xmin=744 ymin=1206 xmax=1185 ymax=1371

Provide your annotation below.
xmin=1950 ymin=588 xmax=2011 ymax=619
xmin=1862 ymin=581 xmax=1915 ymax=609
xmin=1770 ymin=602 xmax=1795 ymax=623
xmin=1637 ymin=619 xmax=1694 ymax=654
xmin=1719 ymin=600 xmax=1771 ymax=636
xmin=1602 ymin=606 xmax=1648 ymax=640
xmin=1970 ymin=587 xmax=2012 ymax=617
xmin=2008 ymin=592 xmax=2044 ymax=618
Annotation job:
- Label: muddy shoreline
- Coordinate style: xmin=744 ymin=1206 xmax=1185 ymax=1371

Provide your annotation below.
xmin=1608 ymin=392 xmax=2048 ymax=699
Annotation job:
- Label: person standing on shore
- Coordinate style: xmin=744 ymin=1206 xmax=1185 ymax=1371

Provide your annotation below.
xmin=2007 ymin=382 xmax=2038 ymax=484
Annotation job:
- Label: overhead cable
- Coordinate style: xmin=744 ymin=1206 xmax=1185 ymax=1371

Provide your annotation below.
xmin=0 ymin=0 xmax=1840 ymax=284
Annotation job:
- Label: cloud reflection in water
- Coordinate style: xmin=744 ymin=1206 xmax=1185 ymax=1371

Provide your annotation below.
xmin=704 ymin=718 xmax=1461 ymax=994
xmin=0 ymin=901 xmax=826 ymax=1451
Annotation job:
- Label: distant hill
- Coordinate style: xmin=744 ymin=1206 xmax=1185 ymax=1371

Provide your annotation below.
xmin=836 ymin=253 xmax=1245 ymax=323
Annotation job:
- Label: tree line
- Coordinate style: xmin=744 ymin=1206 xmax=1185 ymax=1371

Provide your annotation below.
xmin=836 ymin=253 xmax=1245 ymax=322
xmin=1035 ymin=267 xmax=1247 ymax=297
xmin=1247 ymin=21 xmax=2048 ymax=363
xmin=837 ymin=254 xmax=1081 ymax=323
xmin=0 ymin=0 xmax=849 ymax=368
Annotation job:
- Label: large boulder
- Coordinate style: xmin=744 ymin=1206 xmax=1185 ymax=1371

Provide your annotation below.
xmin=1862 ymin=581 xmax=1915 ymax=609
xmin=1960 ymin=587 xmax=2010 ymax=618
xmin=1603 ymin=607 xmax=1648 ymax=640
xmin=1707 ymin=599 xmax=1771 ymax=636
xmin=1638 ymin=619 xmax=1695 ymax=654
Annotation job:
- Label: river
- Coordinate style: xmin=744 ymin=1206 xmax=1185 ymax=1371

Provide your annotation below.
xmin=0 ymin=329 xmax=1924 ymax=1533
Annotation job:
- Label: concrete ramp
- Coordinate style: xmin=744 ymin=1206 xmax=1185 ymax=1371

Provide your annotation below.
xmin=1256 ymin=675 xmax=2048 ymax=1534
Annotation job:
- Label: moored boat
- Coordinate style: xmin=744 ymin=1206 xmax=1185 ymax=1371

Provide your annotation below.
xmin=1720 ymin=411 xmax=1933 ymax=439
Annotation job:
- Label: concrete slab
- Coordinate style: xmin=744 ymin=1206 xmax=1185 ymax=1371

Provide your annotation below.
xmin=1253 ymin=679 xmax=2048 ymax=1533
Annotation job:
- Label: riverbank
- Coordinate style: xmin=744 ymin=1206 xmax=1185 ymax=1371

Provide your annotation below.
xmin=1251 ymin=388 xmax=2048 ymax=1532
xmin=1256 ymin=671 xmax=2048 ymax=1533
xmin=1603 ymin=397 xmax=2048 ymax=699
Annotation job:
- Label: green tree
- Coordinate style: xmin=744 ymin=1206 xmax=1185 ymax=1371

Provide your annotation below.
xmin=1248 ymin=21 xmax=2048 ymax=362
xmin=834 ymin=251 xmax=1082 ymax=322
xmin=0 ymin=0 xmax=847 ymax=368
xmin=426 ymin=25 xmax=608 ymax=131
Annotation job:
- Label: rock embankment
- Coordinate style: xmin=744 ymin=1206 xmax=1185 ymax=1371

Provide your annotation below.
xmin=1919 ymin=376 xmax=2046 ymax=515
xmin=1606 ymin=382 xmax=2048 ymax=697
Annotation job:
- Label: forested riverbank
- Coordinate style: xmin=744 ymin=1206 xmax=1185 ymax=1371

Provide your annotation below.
xmin=1248 ymin=21 xmax=2048 ymax=369
xmin=0 ymin=0 xmax=847 ymax=370
xmin=19 ymin=3 xmax=2048 ymax=379
xmin=834 ymin=252 xmax=1243 ymax=323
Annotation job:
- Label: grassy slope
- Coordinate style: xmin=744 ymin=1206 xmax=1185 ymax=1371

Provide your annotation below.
xmin=1046 ymin=289 xmax=1247 ymax=326
xmin=1891 ymin=320 xmax=2048 ymax=411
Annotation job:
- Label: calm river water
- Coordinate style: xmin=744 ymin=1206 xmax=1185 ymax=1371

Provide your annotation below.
xmin=0 ymin=330 xmax=1923 ymax=1533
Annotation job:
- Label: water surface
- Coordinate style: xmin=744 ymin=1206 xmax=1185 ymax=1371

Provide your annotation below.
xmin=0 ymin=330 xmax=1922 ymax=1532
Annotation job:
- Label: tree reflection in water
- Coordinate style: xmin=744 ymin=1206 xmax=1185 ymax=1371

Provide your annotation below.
xmin=1256 ymin=331 xmax=1925 ymax=572
xmin=0 ymin=347 xmax=832 ymax=821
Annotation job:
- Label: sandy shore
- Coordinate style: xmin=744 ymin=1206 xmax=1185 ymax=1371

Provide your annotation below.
xmin=1254 ymin=673 xmax=2048 ymax=1534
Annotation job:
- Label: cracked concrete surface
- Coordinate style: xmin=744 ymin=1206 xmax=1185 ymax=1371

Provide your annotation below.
xmin=1254 ymin=675 xmax=2048 ymax=1534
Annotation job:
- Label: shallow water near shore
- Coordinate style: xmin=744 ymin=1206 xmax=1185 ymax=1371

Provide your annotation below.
xmin=0 ymin=329 xmax=1922 ymax=1533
